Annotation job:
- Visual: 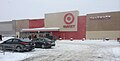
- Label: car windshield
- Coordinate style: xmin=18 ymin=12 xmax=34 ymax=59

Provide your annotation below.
xmin=44 ymin=38 xmax=52 ymax=41
xmin=20 ymin=38 xmax=31 ymax=42
xmin=34 ymin=38 xmax=44 ymax=42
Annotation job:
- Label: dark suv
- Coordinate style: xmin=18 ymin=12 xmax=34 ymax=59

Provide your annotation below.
xmin=0 ymin=38 xmax=35 ymax=52
xmin=32 ymin=38 xmax=55 ymax=48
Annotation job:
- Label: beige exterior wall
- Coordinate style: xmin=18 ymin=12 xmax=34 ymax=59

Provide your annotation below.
xmin=45 ymin=10 xmax=79 ymax=31
xmin=86 ymin=11 xmax=120 ymax=39
xmin=15 ymin=19 xmax=29 ymax=32
xmin=87 ymin=11 xmax=120 ymax=31
xmin=86 ymin=31 xmax=120 ymax=39
xmin=16 ymin=32 xmax=20 ymax=38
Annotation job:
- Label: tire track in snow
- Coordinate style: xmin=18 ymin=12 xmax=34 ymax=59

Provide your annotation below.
xmin=22 ymin=41 xmax=120 ymax=61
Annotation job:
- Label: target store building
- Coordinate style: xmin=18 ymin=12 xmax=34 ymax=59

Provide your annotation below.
xmin=17 ymin=10 xmax=86 ymax=40
xmin=1 ymin=10 xmax=120 ymax=40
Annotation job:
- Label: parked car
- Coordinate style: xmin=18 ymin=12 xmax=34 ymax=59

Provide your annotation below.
xmin=0 ymin=38 xmax=35 ymax=52
xmin=32 ymin=38 xmax=55 ymax=48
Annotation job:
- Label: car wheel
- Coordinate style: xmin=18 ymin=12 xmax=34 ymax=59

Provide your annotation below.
xmin=28 ymin=49 xmax=32 ymax=51
xmin=41 ymin=44 xmax=45 ymax=49
xmin=16 ymin=46 xmax=22 ymax=52
xmin=49 ymin=46 xmax=51 ymax=48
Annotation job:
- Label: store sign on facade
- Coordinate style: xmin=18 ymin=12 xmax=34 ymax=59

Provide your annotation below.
xmin=45 ymin=10 xmax=78 ymax=31
xmin=63 ymin=13 xmax=75 ymax=28
xmin=89 ymin=15 xmax=111 ymax=20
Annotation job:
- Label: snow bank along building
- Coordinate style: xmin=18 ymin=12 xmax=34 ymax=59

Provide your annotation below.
xmin=0 ymin=10 xmax=120 ymax=40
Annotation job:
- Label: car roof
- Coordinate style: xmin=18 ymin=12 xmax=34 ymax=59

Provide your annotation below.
xmin=7 ymin=38 xmax=19 ymax=40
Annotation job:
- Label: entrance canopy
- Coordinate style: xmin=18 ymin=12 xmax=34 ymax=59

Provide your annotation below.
xmin=21 ymin=27 xmax=60 ymax=32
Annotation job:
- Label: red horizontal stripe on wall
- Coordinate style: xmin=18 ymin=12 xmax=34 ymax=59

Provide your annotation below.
xmin=29 ymin=19 xmax=44 ymax=28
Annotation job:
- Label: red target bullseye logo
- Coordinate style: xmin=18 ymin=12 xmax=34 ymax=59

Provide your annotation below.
xmin=64 ymin=13 xmax=74 ymax=24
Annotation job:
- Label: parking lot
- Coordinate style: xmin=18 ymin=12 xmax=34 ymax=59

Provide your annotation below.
xmin=0 ymin=40 xmax=120 ymax=61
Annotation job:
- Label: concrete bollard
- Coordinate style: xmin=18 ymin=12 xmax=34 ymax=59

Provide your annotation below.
xmin=70 ymin=38 xmax=73 ymax=41
xmin=82 ymin=38 xmax=85 ymax=41
xmin=59 ymin=38 xmax=62 ymax=40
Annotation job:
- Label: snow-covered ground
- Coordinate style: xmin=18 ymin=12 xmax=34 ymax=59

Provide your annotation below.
xmin=0 ymin=39 xmax=120 ymax=61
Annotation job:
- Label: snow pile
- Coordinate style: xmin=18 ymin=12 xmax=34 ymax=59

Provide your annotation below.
xmin=2 ymin=37 xmax=14 ymax=41
xmin=0 ymin=52 xmax=32 ymax=61
xmin=57 ymin=40 xmax=119 ymax=45
xmin=0 ymin=37 xmax=14 ymax=43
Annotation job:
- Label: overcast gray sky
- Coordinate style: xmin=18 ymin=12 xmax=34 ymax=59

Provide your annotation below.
xmin=0 ymin=0 xmax=120 ymax=21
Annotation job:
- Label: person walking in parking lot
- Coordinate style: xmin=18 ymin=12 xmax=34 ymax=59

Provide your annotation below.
xmin=28 ymin=35 xmax=32 ymax=40
xmin=0 ymin=35 xmax=2 ymax=41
